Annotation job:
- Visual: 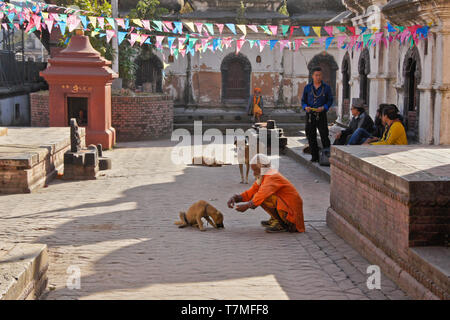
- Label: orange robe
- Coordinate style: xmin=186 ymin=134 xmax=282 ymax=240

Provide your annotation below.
xmin=240 ymin=169 xmax=305 ymax=232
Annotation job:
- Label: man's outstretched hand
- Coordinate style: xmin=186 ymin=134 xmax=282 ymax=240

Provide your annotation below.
xmin=227 ymin=194 xmax=242 ymax=208
xmin=235 ymin=202 xmax=250 ymax=213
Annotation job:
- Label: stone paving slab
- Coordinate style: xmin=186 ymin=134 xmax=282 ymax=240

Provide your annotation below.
xmin=285 ymin=136 xmax=330 ymax=181
xmin=0 ymin=139 xmax=408 ymax=300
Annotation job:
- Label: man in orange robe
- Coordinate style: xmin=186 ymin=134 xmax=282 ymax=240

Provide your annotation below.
xmin=227 ymin=154 xmax=305 ymax=233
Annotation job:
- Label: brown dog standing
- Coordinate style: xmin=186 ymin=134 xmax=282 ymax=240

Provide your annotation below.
xmin=175 ymin=200 xmax=224 ymax=231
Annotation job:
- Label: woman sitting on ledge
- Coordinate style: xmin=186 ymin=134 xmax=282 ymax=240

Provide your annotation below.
xmin=363 ymin=105 xmax=408 ymax=146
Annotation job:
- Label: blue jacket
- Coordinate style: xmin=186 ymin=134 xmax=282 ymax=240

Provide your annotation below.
xmin=301 ymin=82 xmax=333 ymax=112
xmin=246 ymin=95 xmax=264 ymax=115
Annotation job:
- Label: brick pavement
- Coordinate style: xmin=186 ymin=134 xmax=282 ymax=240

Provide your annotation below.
xmin=0 ymin=139 xmax=409 ymax=299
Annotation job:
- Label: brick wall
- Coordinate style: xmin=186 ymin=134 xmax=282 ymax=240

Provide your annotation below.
xmin=328 ymin=146 xmax=450 ymax=299
xmin=111 ymin=95 xmax=173 ymax=141
xmin=30 ymin=92 xmax=174 ymax=141
xmin=30 ymin=92 xmax=49 ymax=127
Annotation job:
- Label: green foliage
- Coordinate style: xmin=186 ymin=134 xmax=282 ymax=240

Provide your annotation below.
xmin=119 ymin=43 xmax=138 ymax=88
xmin=55 ymin=0 xmax=113 ymax=61
xmin=278 ymin=0 xmax=289 ymax=17
xmin=128 ymin=0 xmax=169 ymax=19
xmin=54 ymin=0 xmax=168 ymax=88
xmin=236 ymin=1 xmax=247 ymax=25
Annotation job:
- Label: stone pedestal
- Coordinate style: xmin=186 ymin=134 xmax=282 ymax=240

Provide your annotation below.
xmin=40 ymin=33 xmax=118 ymax=149
xmin=63 ymin=146 xmax=99 ymax=180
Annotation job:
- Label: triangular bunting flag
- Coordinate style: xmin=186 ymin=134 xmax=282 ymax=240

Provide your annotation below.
xmin=259 ymin=39 xmax=268 ymax=52
xmin=324 ymin=26 xmax=334 ymax=37
xmin=133 ymin=19 xmax=143 ymax=27
xmin=204 ymin=23 xmax=214 ymax=35
xmin=307 ymin=38 xmax=315 ymax=47
xmin=301 ymin=26 xmax=310 ymax=36
xmin=116 ymin=18 xmax=125 ymax=29
xmin=363 ymin=33 xmax=372 ymax=47
xmin=88 ymin=16 xmax=97 ymax=28
xmin=237 ymin=24 xmax=247 ymax=36
xmin=142 ymin=20 xmax=151 ymax=30
xmin=347 ymin=26 xmax=356 ymax=36
xmin=195 ymin=22 xmax=203 ymax=34
xmin=226 ymin=23 xmax=236 ymax=35
xmin=58 ymin=20 xmax=67 ymax=35
xmin=97 ymin=17 xmax=104 ymax=30
xmin=269 ymin=39 xmax=278 ymax=50
xmin=269 ymin=25 xmax=278 ymax=36
xmin=325 ymin=37 xmax=334 ymax=50
xmin=118 ymin=31 xmax=127 ymax=45
xmin=153 ymin=20 xmax=163 ymax=32
xmin=106 ymin=29 xmax=115 ymax=43
xmin=106 ymin=17 xmax=115 ymax=29
xmin=173 ymin=21 xmax=183 ymax=34
xmin=140 ymin=34 xmax=149 ymax=46
xmin=281 ymin=25 xmax=289 ymax=36
xmin=79 ymin=15 xmax=88 ymax=29
xmin=312 ymin=26 xmax=321 ymax=37
xmin=294 ymin=39 xmax=303 ymax=51
xmin=248 ymin=25 xmax=258 ymax=33
xmin=260 ymin=25 xmax=271 ymax=35
xmin=216 ymin=23 xmax=224 ymax=34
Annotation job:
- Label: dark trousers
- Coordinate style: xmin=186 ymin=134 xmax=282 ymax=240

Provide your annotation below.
xmin=305 ymin=112 xmax=330 ymax=159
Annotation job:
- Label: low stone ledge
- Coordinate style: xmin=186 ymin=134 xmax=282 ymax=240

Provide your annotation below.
xmin=328 ymin=145 xmax=450 ymax=299
xmin=0 ymin=243 xmax=49 ymax=300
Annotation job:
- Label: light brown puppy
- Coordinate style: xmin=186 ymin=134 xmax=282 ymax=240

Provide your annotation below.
xmin=175 ymin=200 xmax=224 ymax=231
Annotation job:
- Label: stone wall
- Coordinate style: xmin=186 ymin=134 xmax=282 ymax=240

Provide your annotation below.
xmin=111 ymin=95 xmax=174 ymax=141
xmin=30 ymin=92 xmax=174 ymax=141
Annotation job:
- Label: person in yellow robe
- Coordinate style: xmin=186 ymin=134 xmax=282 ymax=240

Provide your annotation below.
xmin=227 ymin=154 xmax=305 ymax=233
xmin=246 ymin=88 xmax=263 ymax=123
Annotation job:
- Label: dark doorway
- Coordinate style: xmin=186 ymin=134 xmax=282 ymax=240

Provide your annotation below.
xmin=341 ymin=53 xmax=351 ymax=118
xmin=308 ymin=52 xmax=338 ymax=106
xmin=359 ymin=48 xmax=370 ymax=106
xmin=403 ymin=47 xmax=421 ymax=141
xmin=67 ymin=97 xmax=88 ymax=126
xmin=135 ymin=55 xmax=163 ymax=92
xmin=221 ymin=53 xmax=251 ymax=103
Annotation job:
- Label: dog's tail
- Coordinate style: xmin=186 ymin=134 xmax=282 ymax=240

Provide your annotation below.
xmin=175 ymin=211 xmax=189 ymax=228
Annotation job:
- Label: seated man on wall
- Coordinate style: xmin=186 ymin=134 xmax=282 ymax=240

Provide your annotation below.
xmin=363 ymin=105 xmax=408 ymax=145
xmin=227 ymin=154 xmax=305 ymax=233
xmin=347 ymin=103 xmax=390 ymax=145
xmin=334 ymin=99 xmax=374 ymax=145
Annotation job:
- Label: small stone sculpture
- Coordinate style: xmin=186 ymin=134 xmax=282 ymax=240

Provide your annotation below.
xmin=70 ymin=118 xmax=81 ymax=152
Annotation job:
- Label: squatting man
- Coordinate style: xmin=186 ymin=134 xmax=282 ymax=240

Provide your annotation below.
xmin=228 ymin=154 xmax=306 ymax=233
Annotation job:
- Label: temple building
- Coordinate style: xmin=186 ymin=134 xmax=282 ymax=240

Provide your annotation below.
xmin=119 ymin=0 xmax=346 ymax=129
xmin=329 ymin=0 xmax=450 ymax=145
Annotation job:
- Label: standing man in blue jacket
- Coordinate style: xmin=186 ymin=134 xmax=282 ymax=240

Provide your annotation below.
xmin=301 ymin=67 xmax=333 ymax=162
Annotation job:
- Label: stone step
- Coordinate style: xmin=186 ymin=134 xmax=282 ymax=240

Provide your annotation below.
xmin=173 ymin=122 xmax=307 ymax=136
xmin=174 ymin=112 xmax=306 ymax=124
xmin=409 ymin=247 xmax=450 ymax=299
xmin=0 ymin=243 xmax=48 ymax=300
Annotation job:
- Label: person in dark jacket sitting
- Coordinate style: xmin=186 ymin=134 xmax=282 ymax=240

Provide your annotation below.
xmin=334 ymin=99 xmax=374 ymax=145
xmin=347 ymin=103 xmax=404 ymax=145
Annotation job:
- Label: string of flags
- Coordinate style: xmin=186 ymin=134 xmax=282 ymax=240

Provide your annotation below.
xmin=0 ymin=0 xmax=431 ymax=60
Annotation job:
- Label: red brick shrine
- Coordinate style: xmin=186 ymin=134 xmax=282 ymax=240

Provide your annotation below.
xmin=40 ymin=31 xmax=118 ymax=149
